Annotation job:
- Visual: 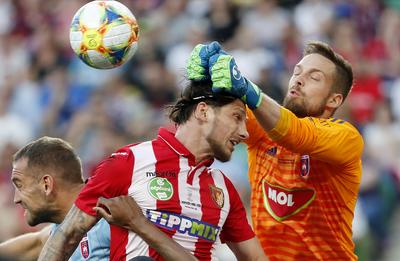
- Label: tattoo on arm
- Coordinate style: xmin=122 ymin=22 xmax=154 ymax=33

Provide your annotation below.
xmin=38 ymin=205 xmax=97 ymax=261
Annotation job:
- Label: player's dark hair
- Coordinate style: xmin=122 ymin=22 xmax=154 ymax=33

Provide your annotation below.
xmin=13 ymin=137 xmax=84 ymax=185
xmin=167 ymin=80 xmax=238 ymax=125
xmin=304 ymin=41 xmax=353 ymax=101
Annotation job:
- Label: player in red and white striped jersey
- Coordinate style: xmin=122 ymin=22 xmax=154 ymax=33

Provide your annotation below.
xmin=38 ymin=80 xmax=267 ymax=261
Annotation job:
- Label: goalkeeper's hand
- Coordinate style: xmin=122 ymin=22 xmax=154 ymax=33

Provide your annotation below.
xmin=187 ymin=41 xmax=225 ymax=81
xmin=209 ymin=53 xmax=263 ymax=109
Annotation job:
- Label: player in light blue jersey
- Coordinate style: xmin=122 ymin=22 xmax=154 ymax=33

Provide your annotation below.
xmin=0 ymin=137 xmax=110 ymax=261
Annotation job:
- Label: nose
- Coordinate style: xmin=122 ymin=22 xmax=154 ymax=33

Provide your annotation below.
xmin=239 ymin=122 xmax=249 ymax=141
xmin=14 ymin=190 xmax=21 ymax=205
xmin=294 ymin=74 xmax=305 ymax=87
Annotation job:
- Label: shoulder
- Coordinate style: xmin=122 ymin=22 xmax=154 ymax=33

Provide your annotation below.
xmin=310 ymin=117 xmax=363 ymax=138
xmin=88 ymin=145 xmax=139 ymax=180
xmin=92 ymin=218 xmax=110 ymax=231
xmin=89 ymin=218 xmax=110 ymax=240
xmin=99 ymin=143 xmax=143 ymax=167
xmin=209 ymin=168 xmax=239 ymax=195
xmin=311 ymin=117 xmax=364 ymax=156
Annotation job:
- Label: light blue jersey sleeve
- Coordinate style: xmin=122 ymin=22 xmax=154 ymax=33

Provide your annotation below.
xmin=51 ymin=218 xmax=110 ymax=260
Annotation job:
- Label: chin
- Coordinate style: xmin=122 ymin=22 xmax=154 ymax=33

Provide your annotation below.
xmin=283 ymin=101 xmax=308 ymax=118
xmin=27 ymin=217 xmax=39 ymax=227
xmin=26 ymin=209 xmax=53 ymax=226
xmin=216 ymin=152 xmax=232 ymax=162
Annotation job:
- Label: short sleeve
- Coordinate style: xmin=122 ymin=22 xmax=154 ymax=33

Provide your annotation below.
xmin=50 ymin=223 xmax=58 ymax=235
xmin=220 ymin=176 xmax=255 ymax=243
xmin=75 ymin=148 xmax=135 ymax=216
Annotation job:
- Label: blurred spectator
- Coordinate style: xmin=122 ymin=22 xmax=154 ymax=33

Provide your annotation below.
xmin=241 ymin=0 xmax=290 ymax=49
xmin=206 ymin=0 xmax=240 ymax=44
xmin=165 ymin=18 xmax=209 ymax=88
xmin=0 ymin=84 xmax=34 ymax=153
xmin=230 ymin=25 xmax=276 ymax=84
xmin=363 ymin=102 xmax=400 ymax=172
xmin=293 ymin=0 xmax=334 ymax=43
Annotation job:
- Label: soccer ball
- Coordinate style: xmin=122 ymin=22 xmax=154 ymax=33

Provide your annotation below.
xmin=69 ymin=1 xmax=139 ymax=69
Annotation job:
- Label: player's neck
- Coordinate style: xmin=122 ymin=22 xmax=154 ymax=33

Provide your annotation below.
xmin=55 ymin=183 xmax=85 ymax=223
xmin=319 ymin=109 xmax=334 ymax=119
xmin=175 ymin=124 xmax=213 ymax=165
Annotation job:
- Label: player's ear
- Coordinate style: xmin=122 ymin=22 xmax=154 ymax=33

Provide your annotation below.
xmin=326 ymin=93 xmax=343 ymax=110
xmin=41 ymin=175 xmax=54 ymax=196
xmin=194 ymin=102 xmax=209 ymax=122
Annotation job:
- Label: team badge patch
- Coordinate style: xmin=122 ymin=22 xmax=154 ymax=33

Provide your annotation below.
xmin=266 ymin=146 xmax=277 ymax=156
xmin=300 ymin=155 xmax=310 ymax=178
xmin=209 ymin=185 xmax=224 ymax=208
xmin=262 ymin=181 xmax=316 ymax=221
xmin=148 ymin=177 xmax=174 ymax=200
xmin=80 ymin=234 xmax=90 ymax=259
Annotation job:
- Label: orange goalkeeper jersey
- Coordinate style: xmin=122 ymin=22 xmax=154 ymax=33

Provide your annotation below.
xmin=246 ymin=107 xmax=363 ymax=260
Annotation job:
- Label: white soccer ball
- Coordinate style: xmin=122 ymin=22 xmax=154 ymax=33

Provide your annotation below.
xmin=69 ymin=1 xmax=139 ymax=69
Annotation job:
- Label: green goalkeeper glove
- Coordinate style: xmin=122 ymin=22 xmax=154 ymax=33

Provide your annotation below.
xmin=187 ymin=41 xmax=224 ymax=81
xmin=209 ymin=53 xmax=263 ymax=109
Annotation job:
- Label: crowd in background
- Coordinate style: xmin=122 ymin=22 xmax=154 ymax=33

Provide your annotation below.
xmin=0 ymin=0 xmax=399 ymax=260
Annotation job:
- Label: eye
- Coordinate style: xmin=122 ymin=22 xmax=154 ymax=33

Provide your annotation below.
xmin=14 ymin=182 xmax=22 ymax=189
xmin=310 ymin=73 xmax=321 ymax=81
xmin=233 ymin=113 xmax=242 ymax=122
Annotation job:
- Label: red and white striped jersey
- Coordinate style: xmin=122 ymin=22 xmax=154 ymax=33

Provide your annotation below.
xmin=75 ymin=128 xmax=255 ymax=261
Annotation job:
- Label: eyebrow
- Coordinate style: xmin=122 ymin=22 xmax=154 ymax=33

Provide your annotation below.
xmin=294 ymin=65 xmax=326 ymax=76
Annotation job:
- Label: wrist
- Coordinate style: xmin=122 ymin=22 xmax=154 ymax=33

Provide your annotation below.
xmin=244 ymin=79 xmax=263 ymax=109
xmin=128 ymin=215 xmax=149 ymax=234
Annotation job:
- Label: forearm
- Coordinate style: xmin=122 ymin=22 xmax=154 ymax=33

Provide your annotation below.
xmin=0 ymin=233 xmax=41 ymax=261
xmin=227 ymin=237 xmax=268 ymax=261
xmin=38 ymin=205 xmax=96 ymax=261
xmin=38 ymin=225 xmax=83 ymax=261
xmin=252 ymin=94 xmax=282 ymax=132
xmin=133 ymin=218 xmax=197 ymax=261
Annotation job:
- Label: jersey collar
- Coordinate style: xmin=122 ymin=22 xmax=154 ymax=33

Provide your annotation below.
xmin=157 ymin=128 xmax=214 ymax=167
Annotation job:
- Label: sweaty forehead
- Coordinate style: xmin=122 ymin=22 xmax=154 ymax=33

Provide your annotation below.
xmin=298 ymin=53 xmax=336 ymax=75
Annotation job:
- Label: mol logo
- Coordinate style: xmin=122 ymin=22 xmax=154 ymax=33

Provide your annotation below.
xmin=146 ymin=209 xmax=220 ymax=242
xmin=262 ymin=181 xmax=316 ymax=221
xmin=268 ymin=187 xmax=295 ymax=207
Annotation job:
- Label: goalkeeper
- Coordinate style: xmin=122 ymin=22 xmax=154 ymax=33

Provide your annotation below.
xmin=187 ymin=41 xmax=363 ymax=260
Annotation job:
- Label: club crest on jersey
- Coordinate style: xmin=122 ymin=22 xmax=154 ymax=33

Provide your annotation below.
xmin=266 ymin=146 xmax=277 ymax=156
xmin=209 ymin=185 xmax=224 ymax=208
xmin=300 ymin=155 xmax=310 ymax=178
xmin=148 ymin=177 xmax=173 ymax=200
xmin=262 ymin=181 xmax=316 ymax=221
xmin=80 ymin=234 xmax=90 ymax=259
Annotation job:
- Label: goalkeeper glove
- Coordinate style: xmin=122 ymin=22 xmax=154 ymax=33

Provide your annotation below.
xmin=209 ymin=53 xmax=263 ymax=109
xmin=187 ymin=41 xmax=224 ymax=81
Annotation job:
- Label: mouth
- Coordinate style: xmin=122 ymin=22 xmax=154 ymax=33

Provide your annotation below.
xmin=229 ymin=139 xmax=239 ymax=149
xmin=288 ymin=89 xmax=300 ymax=97
xmin=19 ymin=204 xmax=28 ymax=215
